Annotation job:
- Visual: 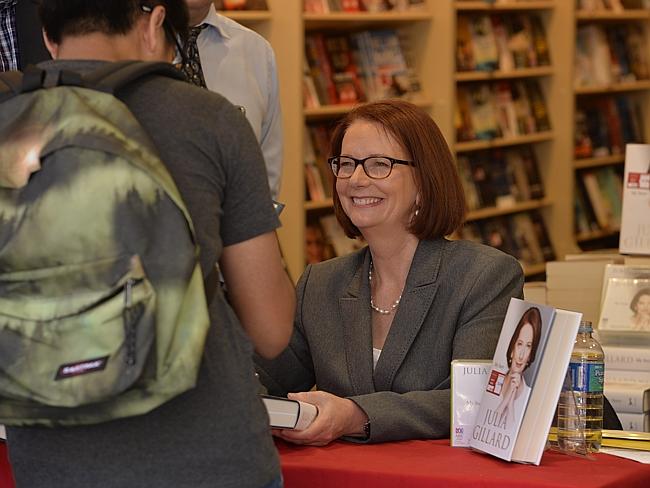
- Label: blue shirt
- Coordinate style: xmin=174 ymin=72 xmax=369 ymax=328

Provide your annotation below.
xmin=196 ymin=5 xmax=283 ymax=199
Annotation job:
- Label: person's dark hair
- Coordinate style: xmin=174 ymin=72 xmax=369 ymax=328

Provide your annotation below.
xmin=329 ymin=99 xmax=466 ymax=239
xmin=506 ymin=307 xmax=542 ymax=369
xmin=38 ymin=0 xmax=188 ymax=47
xmin=630 ymin=287 xmax=650 ymax=313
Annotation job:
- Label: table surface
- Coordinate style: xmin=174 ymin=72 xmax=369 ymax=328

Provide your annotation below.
xmin=2 ymin=438 xmax=649 ymax=487
xmin=277 ymin=439 xmax=650 ymax=488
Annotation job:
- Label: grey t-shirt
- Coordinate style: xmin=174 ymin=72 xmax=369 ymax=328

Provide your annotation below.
xmin=7 ymin=61 xmax=281 ymax=488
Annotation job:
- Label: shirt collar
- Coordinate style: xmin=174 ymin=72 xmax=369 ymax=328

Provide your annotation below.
xmin=195 ymin=3 xmax=231 ymax=40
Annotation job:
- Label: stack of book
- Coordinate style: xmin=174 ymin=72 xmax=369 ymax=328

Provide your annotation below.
xmin=603 ymin=345 xmax=650 ymax=432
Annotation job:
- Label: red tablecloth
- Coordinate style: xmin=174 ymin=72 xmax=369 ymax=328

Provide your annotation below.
xmin=0 ymin=442 xmax=15 ymax=488
xmin=277 ymin=439 xmax=650 ymax=488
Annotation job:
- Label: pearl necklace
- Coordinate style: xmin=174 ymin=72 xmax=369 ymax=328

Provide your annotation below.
xmin=369 ymin=261 xmax=402 ymax=315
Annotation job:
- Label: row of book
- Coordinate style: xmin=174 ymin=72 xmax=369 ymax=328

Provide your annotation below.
xmin=575 ymin=165 xmax=624 ymax=234
xmin=457 ymin=209 xmax=555 ymax=269
xmin=575 ymin=23 xmax=649 ymax=88
xmin=574 ymin=95 xmax=644 ymax=160
xmin=456 ymin=13 xmax=550 ymax=73
xmin=455 ymin=80 xmax=550 ymax=142
xmin=304 ymin=123 xmax=335 ymax=202
xmin=304 ymin=29 xmax=420 ymax=108
xmin=457 ymin=146 xmax=544 ymax=211
xmin=304 ymin=0 xmax=425 ymax=13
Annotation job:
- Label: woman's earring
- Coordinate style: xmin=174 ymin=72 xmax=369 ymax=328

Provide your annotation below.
xmin=414 ymin=207 xmax=420 ymax=217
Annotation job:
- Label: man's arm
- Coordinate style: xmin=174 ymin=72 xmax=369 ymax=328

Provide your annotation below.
xmin=220 ymin=231 xmax=295 ymax=359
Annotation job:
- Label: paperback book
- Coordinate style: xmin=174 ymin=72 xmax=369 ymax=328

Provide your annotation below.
xmin=619 ymin=144 xmax=650 ymax=255
xmin=470 ymin=298 xmax=582 ymax=464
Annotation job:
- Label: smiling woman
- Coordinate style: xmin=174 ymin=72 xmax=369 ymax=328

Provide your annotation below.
xmin=255 ymin=99 xmax=525 ymax=446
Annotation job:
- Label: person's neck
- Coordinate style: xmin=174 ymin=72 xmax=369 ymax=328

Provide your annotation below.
xmin=54 ymin=33 xmax=139 ymax=61
xmin=366 ymin=231 xmax=419 ymax=286
xmin=188 ymin=4 xmax=211 ymax=26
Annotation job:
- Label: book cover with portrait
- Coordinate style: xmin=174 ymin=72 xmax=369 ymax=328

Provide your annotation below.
xmin=599 ymin=277 xmax=650 ymax=332
xmin=471 ymin=299 xmax=582 ymax=464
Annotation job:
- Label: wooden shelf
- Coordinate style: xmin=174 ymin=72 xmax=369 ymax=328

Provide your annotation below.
xmin=454 ymin=131 xmax=554 ymax=152
xmin=574 ymin=80 xmax=650 ymax=95
xmin=218 ymin=10 xmax=272 ymax=24
xmin=466 ymin=198 xmax=552 ymax=222
xmin=304 ymin=97 xmax=432 ymax=121
xmin=576 ymin=227 xmax=620 ymax=243
xmin=304 ymin=11 xmax=431 ymax=30
xmin=573 ymin=154 xmax=625 ymax=170
xmin=455 ymin=66 xmax=554 ymax=82
xmin=454 ymin=1 xmax=555 ymax=12
xmin=576 ymin=10 xmax=650 ymax=22
xmin=305 ymin=198 xmax=334 ymax=211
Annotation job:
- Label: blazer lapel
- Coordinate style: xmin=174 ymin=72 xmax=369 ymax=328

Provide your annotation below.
xmin=340 ymin=250 xmax=376 ymax=395
xmin=373 ymin=239 xmax=445 ymax=391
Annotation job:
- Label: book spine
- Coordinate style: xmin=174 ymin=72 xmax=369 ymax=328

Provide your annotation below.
xmin=617 ymin=412 xmax=649 ymax=432
xmin=603 ymin=346 xmax=650 ymax=372
xmin=605 ymin=369 xmax=650 ymax=385
xmin=604 ymin=385 xmax=650 ymax=414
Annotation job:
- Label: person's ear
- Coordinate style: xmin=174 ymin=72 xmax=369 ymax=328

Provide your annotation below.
xmin=141 ymin=5 xmax=168 ymax=60
xmin=42 ymin=29 xmax=59 ymax=59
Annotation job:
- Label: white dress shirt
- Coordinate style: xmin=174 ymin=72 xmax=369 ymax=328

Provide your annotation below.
xmin=196 ymin=5 xmax=283 ymax=199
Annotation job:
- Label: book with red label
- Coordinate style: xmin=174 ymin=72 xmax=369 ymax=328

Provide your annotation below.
xmin=470 ymin=298 xmax=582 ymax=464
xmin=619 ymin=144 xmax=650 ymax=255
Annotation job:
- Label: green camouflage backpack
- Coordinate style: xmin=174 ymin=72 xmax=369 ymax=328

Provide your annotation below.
xmin=0 ymin=62 xmax=212 ymax=426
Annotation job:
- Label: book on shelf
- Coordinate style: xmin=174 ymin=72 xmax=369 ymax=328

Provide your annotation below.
xmin=214 ymin=0 xmax=268 ymax=10
xmin=451 ymin=360 xmax=492 ymax=447
xmin=261 ymin=395 xmax=318 ymax=430
xmin=619 ymin=144 xmax=650 ymax=255
xmin=456 ymin=12 xmax=550 ymax=73
xmin=604 ymin=382 xmax=650 ymax=414
xmin=455 ymin=80 xmax=549 ymax=142
xmin=320 ymin=214 xmax=364 ymax=257
xmin=618 ymin=412 xmax=649 ymax=432
xmin=469 ymin=298 xmax=582 ymax=464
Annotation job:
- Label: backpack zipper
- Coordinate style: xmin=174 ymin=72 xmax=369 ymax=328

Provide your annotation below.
xmin=123 ymin=278 xmax=137 ymax=366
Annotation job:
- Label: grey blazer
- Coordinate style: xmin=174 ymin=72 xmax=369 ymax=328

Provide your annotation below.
xmin=255 ymin=238 xmax=524 ymax=443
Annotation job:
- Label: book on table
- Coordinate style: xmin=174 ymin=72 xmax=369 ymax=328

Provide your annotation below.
xmin=469 ymin=297 xmax=582 ymax=465
xmin=261 ymin=395 xmax=318 ymax=431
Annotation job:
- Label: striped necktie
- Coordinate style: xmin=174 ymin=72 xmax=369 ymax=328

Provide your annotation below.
xmin=180 ymin=24 xmax=208 ymax=88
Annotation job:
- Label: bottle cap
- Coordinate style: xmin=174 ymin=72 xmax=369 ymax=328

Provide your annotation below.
xmin=578 ymin=320 xmax=593 ymax=333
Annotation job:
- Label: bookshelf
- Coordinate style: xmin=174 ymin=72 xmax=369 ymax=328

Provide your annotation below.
xmin=571 ymin=2 xmax=650 ymax=251
xmin=223 ymin=1 xmax=650 ymax=282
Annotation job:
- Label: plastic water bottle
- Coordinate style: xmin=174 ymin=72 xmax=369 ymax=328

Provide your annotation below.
xmin=557 ymin=321 xmax=604 ymax=453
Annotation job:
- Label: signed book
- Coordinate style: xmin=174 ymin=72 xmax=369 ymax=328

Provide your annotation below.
xmin=469 ymin=298 xmax=582 ymax=464
xmin=261 ymin=395 xmax=318 ymax=431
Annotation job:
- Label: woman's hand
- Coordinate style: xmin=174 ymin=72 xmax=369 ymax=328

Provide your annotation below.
xmin=272 ymin=391 xmax=368 ymax=446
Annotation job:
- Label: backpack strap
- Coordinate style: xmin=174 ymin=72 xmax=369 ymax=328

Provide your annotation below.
xmin=83 ymin=61 xmax=185 ymax=94
xmin=0 ymin=71 xmax=24 ymax=102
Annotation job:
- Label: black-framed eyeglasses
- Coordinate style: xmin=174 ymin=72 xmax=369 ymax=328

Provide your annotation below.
xmin=140 ymin=4 xmax=186 ymax=64
xmin=328 ymin=156 xmax=413 ymax=180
